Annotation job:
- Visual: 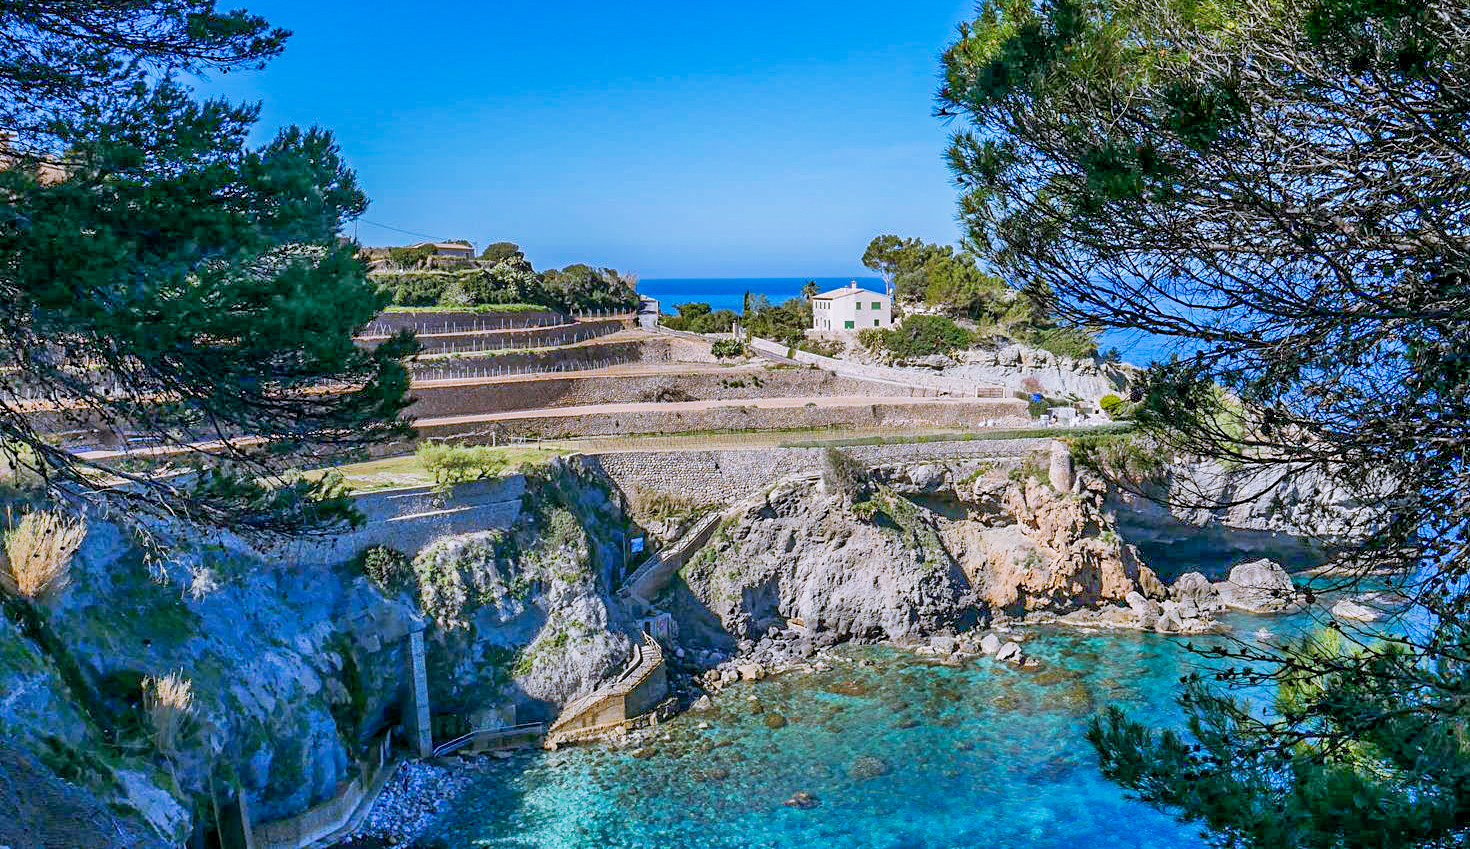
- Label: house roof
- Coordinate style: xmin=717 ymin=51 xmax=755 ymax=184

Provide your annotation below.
xmin=812 ymin=284 xmax=886 ymax=300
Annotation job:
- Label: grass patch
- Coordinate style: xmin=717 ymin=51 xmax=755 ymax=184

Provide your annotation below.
xmin=300 ymin=447 xmax=567 ymax=493
xmin=779 ymin=424 xmax=1131 ymax=448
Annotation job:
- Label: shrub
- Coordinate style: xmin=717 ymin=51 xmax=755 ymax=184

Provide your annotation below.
xmin=711 ymin=338 xmax=747 ymax=358
xmin=653 ymin=386 xmax=696 ymax=402
xmin=1099 ymin=393 xmax=1124 ymax=413
xmin=417 ymin=443 xmax=511 ymax=489
xmin=1029 ymin=325 xmax=1100 ymax=359
xmin=820 ymin=447 xmax=868 ymax=502
xmin=797 ymin=337 xmax=842 ymax=357
xmin=358 ymin=545 xmax=411 ymax=594
xmin=1 ymin=510 xmax=86 ymax=600
xmin=867 ymin=315 xmax=974 ymax=358
xmin=142 ymin=671 xmax=194 ymax=757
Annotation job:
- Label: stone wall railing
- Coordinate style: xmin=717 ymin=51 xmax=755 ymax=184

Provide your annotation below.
xmin=251 ymin=735 xmax=393 ymax=849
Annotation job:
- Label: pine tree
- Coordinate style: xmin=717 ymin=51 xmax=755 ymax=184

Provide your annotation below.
xmin=0 ymin=3 xmax=416 ymax=536
xmin=941 ymin=0 xmax=1470 ymax=844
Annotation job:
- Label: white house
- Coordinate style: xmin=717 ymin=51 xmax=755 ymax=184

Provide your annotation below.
xmin=811 ymin=281 xmax=892 ymax=333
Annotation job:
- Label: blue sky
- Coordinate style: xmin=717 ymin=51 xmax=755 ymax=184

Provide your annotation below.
xmin=201 ymin=1 xmax=977 ymax=277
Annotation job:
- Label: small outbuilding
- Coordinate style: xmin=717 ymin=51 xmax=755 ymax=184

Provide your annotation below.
xmin=811 ymin=281 xmax=892 ymax=333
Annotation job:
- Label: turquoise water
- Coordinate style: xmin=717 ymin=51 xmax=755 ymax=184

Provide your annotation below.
xmin=640 ymin=277 xmax=1191 ymax=366
xmin=416 ymin=616 xmax=1301 ymax=849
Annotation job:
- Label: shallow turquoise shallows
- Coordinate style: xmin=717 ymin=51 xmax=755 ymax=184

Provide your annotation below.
xmin=417 ymin=614 xmax=1303 ymax=849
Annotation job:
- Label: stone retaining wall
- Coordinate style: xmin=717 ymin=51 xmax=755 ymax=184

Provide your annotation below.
xmin=367 ymin=309 xmax=566 ymax=334
xmin=417 ymin=399 xmax=1029 ymax=441
xmin=395 ymin=319 xmax=628 ymax=354
xmin=578 ymin=437 xmax=1052 ymax=505
xmin=748 ymin=336 xmax=1006 ymax=397
xmin=262 ymin=477 xmax=528 ymax=565
xmin=407 ymin=368 xmax=938 ymax=419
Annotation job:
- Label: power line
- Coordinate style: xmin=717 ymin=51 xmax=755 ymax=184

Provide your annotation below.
xmin=355 ymin=218 xmax=445 ymax=242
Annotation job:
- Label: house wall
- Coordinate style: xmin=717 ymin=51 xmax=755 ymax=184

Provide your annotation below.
xmin=813 ymin=291 xmax=891 ymax=332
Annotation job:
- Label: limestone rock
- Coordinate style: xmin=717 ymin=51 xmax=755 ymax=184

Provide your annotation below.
xmin=1170 ymin=572 xmax=1223 ymax=613
xmin=1331 ymin=598 xmax=1380 ymax=622
xmin=737 ymin=663 xmax=767 ymax=682
xmin=1216 ymin=559 xmax=1299 ymax=613
xmin=996 ymin=641 xmax=1023 ymax=663
xmin=979 ymin=633 xmax=1001 ymax=655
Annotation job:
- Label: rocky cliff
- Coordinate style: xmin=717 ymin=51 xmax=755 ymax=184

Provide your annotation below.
xmin=0 ymin=459 xmax=636 ymax=847
xmin=846 ymin=340 xmax=1132 ymax=400
xmin=667 ymin=461 xmax=1168 ymax=650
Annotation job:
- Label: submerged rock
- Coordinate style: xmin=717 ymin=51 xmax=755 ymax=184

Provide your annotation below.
xmin=848 ymin=755 xmax=891 ymax=780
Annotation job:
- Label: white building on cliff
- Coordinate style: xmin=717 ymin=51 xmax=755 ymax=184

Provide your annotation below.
xmin=811 ymin=281 xmax=892 ymax=333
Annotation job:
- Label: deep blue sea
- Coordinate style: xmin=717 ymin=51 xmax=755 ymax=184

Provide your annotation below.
xmin=641 ymin=277 xmax=1191 ymax=367
xmin=419 ymin=610 xmax=1306 ymax=848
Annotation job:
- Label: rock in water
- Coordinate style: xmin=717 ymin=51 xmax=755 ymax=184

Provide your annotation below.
xmin=738 ymin=663 xmax=767 ymax=682
xmin=996 ymin=641 xmax=1023 ymax=663
xmin=1331 ymin=598 xmax=1380 ymax=622
xmin=764 ymin=713 xmax=788 ymax=729
xmin=849 ymin=755 xmax=891 ymax=780
xmin=784 ymin=791 xmax=820 ymax=809
xmin=1215 ymin=559 xmax=1299 ymax=613
xmin=980 ymin=633 xmax=1001 ymax=655
xmin=1169 ymin=572 xmax=1223 ymax=613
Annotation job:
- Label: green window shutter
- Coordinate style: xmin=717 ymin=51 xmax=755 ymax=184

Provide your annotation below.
xmin=855 ymin=302 xmax=862 ymax=310
xmin=872 ymin=302 xmax=880 ymax=310
xmin=844 ymin=320 xmax=854 ymax=329
xmin=874 ymin=320 xmax=879 ymax=326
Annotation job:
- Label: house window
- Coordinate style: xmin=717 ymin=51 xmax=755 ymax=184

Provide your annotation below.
xmin=874 ymin=320 xmax=880 ymax=326
xmin=855 ymin=302 xmax=862 ymax=310
xmin=844 ymin=320 xmax=854 ymax=329
xmin=872 ymin=302 xmax=881 ymax=310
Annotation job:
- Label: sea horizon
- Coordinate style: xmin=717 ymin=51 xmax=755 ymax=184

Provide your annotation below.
xmin=640 ymin=276 xmax=1188 ymax=366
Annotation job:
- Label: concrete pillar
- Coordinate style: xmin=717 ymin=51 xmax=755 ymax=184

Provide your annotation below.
xmin=404 ymin=629 xmax=433 ymax=757
xmin=215 ymin=787 xmax=256 ymax=849
xmin=1048 ymin=440 xmax=1074 ymax=492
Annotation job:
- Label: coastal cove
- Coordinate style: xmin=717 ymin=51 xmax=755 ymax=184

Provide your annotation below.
xmin=366 ymin=614 xmax=1306 ymax=849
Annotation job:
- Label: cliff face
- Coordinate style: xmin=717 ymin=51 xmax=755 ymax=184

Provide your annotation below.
xmin=671 ymin=463 xmax=1164 ymax=647
xmin=846 ymin=340 xmax=1132 ymax=400
xmin=0 ymin=459 xmax=634 ymax=846
xmin=1106 ymin=458 xmax=1372 ymax=578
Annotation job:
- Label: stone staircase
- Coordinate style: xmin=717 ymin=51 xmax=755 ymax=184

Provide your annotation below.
xmin=620 ymin=511 xmax=726 ymax=610
xmin=544 ymin=635 xmax=666 ymax=748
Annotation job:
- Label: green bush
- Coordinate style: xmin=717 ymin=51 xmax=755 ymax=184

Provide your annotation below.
xmin=865 ymin=315 xmax=975 ymax=358
xmin=662 ymin=302 xmax=739 ymax=334
xmin=711 ymin=338 xmax=747 ymax=358
xmin=1029 ymin=325 xmax=1100 ymax=359
xmin=417 ymin=443 xmax=512 ymax=489
xmin=358 ymin=545 xmax=411 ymax=594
